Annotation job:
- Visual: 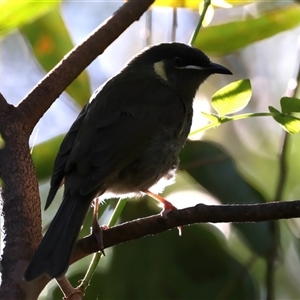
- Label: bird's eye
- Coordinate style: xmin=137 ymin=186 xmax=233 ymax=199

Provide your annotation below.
xmin=174 ymin=56 xmax=184 ymax=67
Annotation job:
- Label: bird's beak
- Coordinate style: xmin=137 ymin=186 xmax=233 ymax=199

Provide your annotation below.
xmin=183 ymin=62 xmax=232 ymax=75
xmin=207 ymin=62 xmax=232 ymax=75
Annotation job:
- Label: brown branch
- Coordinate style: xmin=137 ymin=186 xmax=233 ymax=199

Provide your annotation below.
xmin=72 ymin=200 xmax=300 ymax=262
xmin=17 ymin=0 xmax=154 ymax=137
xmin=26 ymin=200 xmax=300 ymax=296
xmin=0 ymin=103 xmax=42 ymax=299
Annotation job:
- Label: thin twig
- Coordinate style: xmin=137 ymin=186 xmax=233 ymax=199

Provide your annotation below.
xmin=145 ymin=9 xmax=152 ymax=46
xmin=171 ymin=8 xmax=177 ymax=42
xmin=266 ymin=35 xmax=300 ymax=300
xmin=189 ymin=0 xmax=211 ymax=45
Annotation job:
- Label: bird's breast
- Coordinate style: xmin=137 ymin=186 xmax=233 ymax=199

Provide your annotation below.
xmin=104 ymin=106 xmax=193 ymax=198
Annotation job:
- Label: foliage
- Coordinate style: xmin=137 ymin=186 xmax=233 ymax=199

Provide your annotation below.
xmin=1 ymin=0 xmax=300 ymax=299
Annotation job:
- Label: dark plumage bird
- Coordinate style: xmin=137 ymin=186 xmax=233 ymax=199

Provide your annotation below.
xmin=24 ymin=42 xmax=232 ymax=281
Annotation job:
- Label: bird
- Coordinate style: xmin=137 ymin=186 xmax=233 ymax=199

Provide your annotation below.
xmin=24 ymin=42 xmax=232 ymax=281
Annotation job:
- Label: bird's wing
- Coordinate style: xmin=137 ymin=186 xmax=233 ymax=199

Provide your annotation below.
xmin=46 ymin=77 xmax=127 ymax=208
xmin=63 ymin=73 xmax=187 ymax=197
xmin=45 ymin=103 xmax=90 ymax=209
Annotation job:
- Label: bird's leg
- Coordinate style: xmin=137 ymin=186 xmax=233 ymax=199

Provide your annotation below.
xmin=91 ymin=197 xmax=106 ymax=255
xmin=145 ymin=190 xmax=177 ymax=216
xmin=145 ymin=190 xmax=182 ymax=235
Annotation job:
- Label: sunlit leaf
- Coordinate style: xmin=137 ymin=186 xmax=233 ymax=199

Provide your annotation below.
xmin=193 ymin=5 xmax=300 ymax=55
xmin=212 ymin=79 xmax=252 ymax=116
xmin=0 ymin=0 xmax=59 ymax=37
xmin=153 ymin=0 xmax=233 ymax=9
xmin=211 ymin=0 xmax=232 ymax=8
xmin=201 ymin=112 xmax=220 ymax=123
xmin=269 ymin=106 xmax=300 ymax=134
xmin=280 ymin=97 xmax=300 ymax=113
xmin=153 ymin=0 xmax=199 ymax=9
xmin=226 ymin=0 xmax=249 ymax=6
xmin=282 ymin=118 xmax=300 ymax=134
xmin=21 ymin=10 xmax=91 ymax=107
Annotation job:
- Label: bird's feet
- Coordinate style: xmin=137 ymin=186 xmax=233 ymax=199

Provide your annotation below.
xmin=145 ymin=190 xmax=176 ymax=216
xmin=145 ymin=190 xmax=182 ymax=235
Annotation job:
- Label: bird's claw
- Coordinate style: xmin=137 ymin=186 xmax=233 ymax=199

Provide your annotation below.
xmin=145 ymin=190 xmax=182 ymax=236
xmin=160 ymin=200 xmax=177 ymax=218
xmin=91 ymin=224 xmax=108 ymax=256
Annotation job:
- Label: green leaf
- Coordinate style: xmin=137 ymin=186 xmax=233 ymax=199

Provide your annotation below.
xmin=0 ymin=133 xmax=5 ymax=149
xmin=21 ymin=10 xmax=91 ymax=107
xmin=268 ymin=106 xmax=281 ymax=114
xmin=280 ymin=117 xmax=300 ymax=134
xmin=179 ymin=140 xmax=274 ymax=258
xmin=0 ymin=0 xmax=59 ymax=37
xmin=153 ymin=0 xmax=199 ymax=9
xmin=212 ymin=79 xmax=252 ymax=116
xmin=31 ymin=135 xmax=64 ymax=181
xmin=201 ymin=112 xmax=220 ymax=123
xmin=269 ymin=106 xmax=300 ymax=134
xmin=280 ymin=97 xmax=300 ymax=113
xmin=225 ymin=0 xmax=249 ymax=6
xmin=192 ymin=4 xmax=300 ymax=55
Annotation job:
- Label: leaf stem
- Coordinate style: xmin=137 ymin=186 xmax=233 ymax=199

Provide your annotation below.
xmin=229 ymin=112 xmax=276 ymax=120
xmin=78 ymin=198 xmax=128 ymax=292
xmin=190 ymin=0 xmax=211 ymax=45
xmin=189 ymin=112 xmax=276 ymax=137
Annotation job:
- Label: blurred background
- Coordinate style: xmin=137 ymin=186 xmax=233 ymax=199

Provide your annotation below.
xmin=1 ymin=0 xmax=300 ymax=299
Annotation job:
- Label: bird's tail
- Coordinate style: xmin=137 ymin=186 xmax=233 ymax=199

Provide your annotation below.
xmin=24 ymin=192 xmax=92 ymax=281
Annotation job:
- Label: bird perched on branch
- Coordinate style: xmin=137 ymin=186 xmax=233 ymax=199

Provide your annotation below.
xmin=24 ymin=42 xmax=232 ymax=281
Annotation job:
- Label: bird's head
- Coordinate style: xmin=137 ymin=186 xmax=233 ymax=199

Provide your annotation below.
xmin=127 ymin=42 xmax=232 ymax=97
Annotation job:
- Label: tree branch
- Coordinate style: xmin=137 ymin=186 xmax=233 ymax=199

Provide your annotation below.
xmin=27 ymin=199 xmax=300 ymax=296
xmin=0 ymin=102 xmax=42 ymax=300
xmin=72 ymin=200 xmax=300 ymax=262
xmin=17 ymin=0 xmax=154 ymax=137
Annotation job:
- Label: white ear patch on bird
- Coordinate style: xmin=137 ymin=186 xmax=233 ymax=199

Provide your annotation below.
xmin=154 ymin=61 xmax=168 ymax=82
